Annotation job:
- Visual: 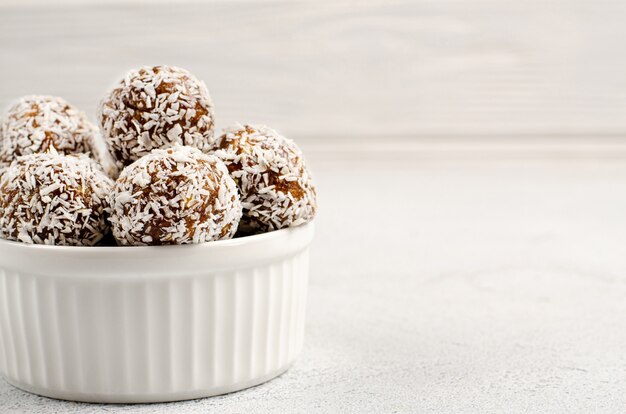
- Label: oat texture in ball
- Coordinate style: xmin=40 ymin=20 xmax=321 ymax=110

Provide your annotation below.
xmin=212 ymin=124 xmax=317 ymax=233
xmin=98 ymin=65 xmax=215 ymax=169
xmin=0 ymin=151 xmax=114 ymax=245
xmin=0 ymin=95 xmax=100 ymax=167
xmin=107 ymin=145 xmax=241 ymax=245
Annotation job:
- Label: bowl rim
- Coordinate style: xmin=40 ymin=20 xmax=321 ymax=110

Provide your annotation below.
xmin=0 ymin=221 xmax=313 ymax=252
xmin=0 ymin=222 xmax=315 ymax=276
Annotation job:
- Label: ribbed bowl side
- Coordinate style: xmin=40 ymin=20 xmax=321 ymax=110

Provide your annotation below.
xmin=0 ymin=249 xmax=309 ymax=402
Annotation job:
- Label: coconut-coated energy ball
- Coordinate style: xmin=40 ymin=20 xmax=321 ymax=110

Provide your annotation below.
xmin=0 ymin=150 xmax=114 ymax=245
xmin=212 ymin=124 xmax=317 ymax=233
xmin=0 ymin=95 xmax=100 ymax=167
xmin=98 ymin=65 xmax=215 ymax=170
xmin=107 ymin=145 xmax=241 ymax=246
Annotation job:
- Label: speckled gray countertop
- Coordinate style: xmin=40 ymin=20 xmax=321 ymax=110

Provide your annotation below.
xmin=2 ymin=153 xmax=626 ymax=413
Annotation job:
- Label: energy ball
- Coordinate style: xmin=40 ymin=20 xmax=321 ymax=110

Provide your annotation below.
xmin=212 ymin=124 xmax=317 ymax=233
xmin=0 ymin=150 xmax=114 ymax=246
xmin=0 ymin=95 xmax=100 ymax=167
xmin=107 ymin=145 xmax=241 ymax=246
xmin=98 ymin=65 xmax=215 ymax=170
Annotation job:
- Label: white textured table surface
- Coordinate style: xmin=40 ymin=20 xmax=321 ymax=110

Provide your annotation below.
xmin=2 ymin=149 xmax=626 ymax=413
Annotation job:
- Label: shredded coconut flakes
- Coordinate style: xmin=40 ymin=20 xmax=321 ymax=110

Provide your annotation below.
xmin=0 ymin=149 xmax=114 ymax=246
xmin=98 ymin=65 xmax=215 ymax=171
xmin=0 ymin=95 xmax=103 ymax=169
xmin=107 ymin=145 xmax=241 ymax=245
xmin=211 ymin=123 xmax=317 ymax=233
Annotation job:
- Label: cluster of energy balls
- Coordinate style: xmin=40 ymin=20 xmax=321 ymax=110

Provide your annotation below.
xmin=0 ymin=65 xmax=317 ymax=246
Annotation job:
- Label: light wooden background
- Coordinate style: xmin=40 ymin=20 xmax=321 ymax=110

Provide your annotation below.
xmin=1 ymin=0 xmax=626 ymax=145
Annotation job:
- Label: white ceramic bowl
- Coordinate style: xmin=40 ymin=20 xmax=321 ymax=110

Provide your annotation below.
xmin=0 ymin=222 xmax=314 ymax=403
